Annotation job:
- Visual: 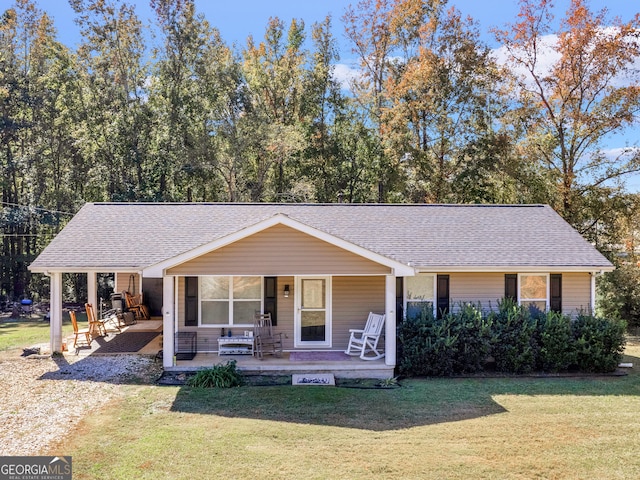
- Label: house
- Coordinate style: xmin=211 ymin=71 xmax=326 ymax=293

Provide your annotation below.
xmin=28 ymin=203 xmax=613 ymax=374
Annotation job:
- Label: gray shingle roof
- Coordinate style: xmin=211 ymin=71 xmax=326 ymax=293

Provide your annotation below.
xmin=28 ymin=203 xmax=613 ymax=272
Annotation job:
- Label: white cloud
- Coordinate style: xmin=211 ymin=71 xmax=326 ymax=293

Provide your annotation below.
xmin=332 ymin=62 xmax=362 ymax=90
xmin=492 ymin=29 xmax=640 ymax=88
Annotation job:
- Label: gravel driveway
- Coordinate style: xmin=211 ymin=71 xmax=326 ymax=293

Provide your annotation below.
xmin=0 ymin=348 xmax=162 ymax=455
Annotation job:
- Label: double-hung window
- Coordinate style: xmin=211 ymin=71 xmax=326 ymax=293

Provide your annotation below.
xmin=405 ymin=274 xmax=436 ymax=319
xmin=519 ymin=274 xmax=549 ymax=311
xmin=200 ymin=276 xmax=262 ymax=326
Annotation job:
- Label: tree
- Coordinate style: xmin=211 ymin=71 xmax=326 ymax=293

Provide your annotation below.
xmin=151 ymin=0 xmax=243 ymax=202
xmin=343 ymin=0 xmax=398 ymax=201
xmin=344 ymin=0 xmax=510 ymax=203
xmin=70 ymin=0 xmax=152 ymax=201
xmin=0 ymin=0 xmax=78 ymax=301
xmin=241 ymin=17 xmax=310 ymax=201
xmin=495 ymin=0 xmax=640 ymax=232
xmin=381 ymin=2 xmax=508 ymax=203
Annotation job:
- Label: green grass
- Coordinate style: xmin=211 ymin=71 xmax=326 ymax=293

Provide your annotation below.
xmin=0 ymin=312 xmax=79 ymax=351
xmin=45 ymin=342 xmax=640 ymax=479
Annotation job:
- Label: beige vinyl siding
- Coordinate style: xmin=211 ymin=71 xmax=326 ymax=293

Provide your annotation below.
xmin=448 ymin=272 xmax=505 ymax=311
xmin=114 ymin=272 xmax=141 ymax=295
xmin=167 ymin=224 xmax=391 ymax=276
xmin=332 ymin=276 xmax=385 ymax=350
xmin=562 ymin=272 xmax=592 ymax=315
xmin=447 ymin=271 xmax=591 ymax=316
xmin=276 ymin=276 xmax=295 ymax=350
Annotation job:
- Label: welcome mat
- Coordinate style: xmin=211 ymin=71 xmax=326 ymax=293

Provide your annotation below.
xmin=289 ymin=351 xmax=351 ymax=362
xmin=292 ymin=373 xmax=335 ymax=386
xmin=93 ymin=332 xmax=160 ymax=354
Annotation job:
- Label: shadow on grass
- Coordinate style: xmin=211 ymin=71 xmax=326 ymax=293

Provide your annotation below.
xmin=166 ymin=353 xmax=640 ymax=432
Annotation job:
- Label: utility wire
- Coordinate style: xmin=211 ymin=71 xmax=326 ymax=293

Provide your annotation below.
xmin=0 ymin=201 xmax=74 ymax=216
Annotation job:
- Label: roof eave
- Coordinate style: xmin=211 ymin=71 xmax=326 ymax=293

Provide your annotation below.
xmin=28 ymin=266 xmax=146 ymax=274
xmin=414 ymin=265 xmax=615 ymax=273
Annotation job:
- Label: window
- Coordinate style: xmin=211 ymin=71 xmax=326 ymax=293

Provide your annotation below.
xmin=519 ymin=274 xmax=548 ymax=311
xmin=405 ymin=274 xmax=435 ymax=319
xmin=200 ymin=276 xmax=262 ymax=326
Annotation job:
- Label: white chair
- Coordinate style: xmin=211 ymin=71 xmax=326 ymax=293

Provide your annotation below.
xmin=345 ymin=312 xmax=386 ymax=360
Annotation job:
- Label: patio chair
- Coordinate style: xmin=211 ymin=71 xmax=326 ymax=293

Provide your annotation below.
xmin=123 ymin=291 xmax=149 ymax=321
xmin=345 ymin=312 xmax=386 ymax=360
xmin=85 ymin=303 xmax=107 ymax=338
xmin=69 ymin=310 xmax=91 ymax=348
xmin=254 ymin=312 xmax=283 ymax=359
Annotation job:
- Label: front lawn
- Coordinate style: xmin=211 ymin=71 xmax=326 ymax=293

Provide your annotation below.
xmin=0 ymin=313 xmax=77 ymax=352
xmin=46 ymin=340 xmax=640 ymax=479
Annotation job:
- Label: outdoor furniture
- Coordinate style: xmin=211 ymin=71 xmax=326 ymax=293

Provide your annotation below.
xmin=123 ymin=291 xmax=150 ymax=321
xmin=69 ymin=310 xmax=91 ymax=348
xmin=102 ymin=310 xmax=123 ymax=333
xmin=85 ymin=303 xmax=107 ymax=338
xmin=218 ymin=336 xmax=254 ymax=356
xmin=345 ymin=312 xmax=386 ymax=360
xmin=254 ymin=313 xmax=283 ymax=359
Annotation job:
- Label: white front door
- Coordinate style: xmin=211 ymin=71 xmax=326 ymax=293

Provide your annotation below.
xmin=294 ymin=276 xmax=331 ymax=348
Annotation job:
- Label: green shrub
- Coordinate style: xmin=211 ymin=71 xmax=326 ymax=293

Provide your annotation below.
xmin=397 ymin=306 xmax=450 ymax=376
xmin=489 ymin=300 xmax=538 ymax=374
xmin=397 ymin=299 xmax=627 ymax=377
xmin=397 ymin=303 xmax=492 ymax=376
xmin=450 ymin=303 xmax=493 ymax=374
xmin=537 ymin=310 xmax=576 ymax=372
xmin=572 ymin=314 xmax=626 ymax=373
xmin=187 ymin=360 xmax=244 ymax=388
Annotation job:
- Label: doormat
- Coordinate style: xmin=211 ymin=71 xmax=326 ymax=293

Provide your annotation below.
xmin=93 ymin=332 xmax=160 ymax=354
xmin=289 ymin=351 xmax=351 ymax=362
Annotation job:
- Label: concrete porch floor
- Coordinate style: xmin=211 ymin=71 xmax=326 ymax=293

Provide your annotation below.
xmin=167 ymin=352 xmax=395 ymax=379
xmin=68 ymin=319 xmax=163 ymax=356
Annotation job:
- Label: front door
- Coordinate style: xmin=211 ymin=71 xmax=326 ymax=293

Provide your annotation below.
xmin=295 ymin=276 xmax=331 ymax=347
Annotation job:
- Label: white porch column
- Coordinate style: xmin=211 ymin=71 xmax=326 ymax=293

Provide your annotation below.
xmin=49 ymin=272 xmax=63 ymax=353
xmin=385 ymin=274 xmax=396 ymax=367
xmin=590 ymin=272 xmax=597 ymax=315
xmin=162 ymin=276 xmax=175 ymax=368
xmin=87 ymin=271 xmax=98 ymax=310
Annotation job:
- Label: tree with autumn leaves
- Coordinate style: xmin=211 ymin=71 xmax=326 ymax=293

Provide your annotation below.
xmin=495 ymin=0 xmax=640 ymax=243
xmin=1 ymin=0 xmax=640 ymax=321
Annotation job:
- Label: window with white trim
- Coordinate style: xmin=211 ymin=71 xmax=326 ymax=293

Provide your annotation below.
xmin=519 ymin=274 xmax=548 ymax=311
xmin=405 ymin=274 xmax=435 ymax=319
xmin=200 ymin=276 xmax=262 ymax=326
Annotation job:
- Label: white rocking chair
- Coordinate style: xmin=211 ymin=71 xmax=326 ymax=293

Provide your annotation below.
xmin=345 ymin=312 xmax=386 ymax=360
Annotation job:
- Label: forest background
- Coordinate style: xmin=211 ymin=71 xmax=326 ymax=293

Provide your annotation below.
xmin=2 ymin=0 xmax=640 ymax=326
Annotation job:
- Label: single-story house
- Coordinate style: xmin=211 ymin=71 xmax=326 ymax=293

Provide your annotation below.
xmin=29 ymin=202 xmax=613 ymax=373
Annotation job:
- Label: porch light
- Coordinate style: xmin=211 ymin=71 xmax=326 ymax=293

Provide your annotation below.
xmin=284 ymin=284 xmax=290 ymax=298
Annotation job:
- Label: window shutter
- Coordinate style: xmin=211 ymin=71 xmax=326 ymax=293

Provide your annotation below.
xmin=550 ymin=274 xmax=562 ymax=313
xmin=505 ymin=274 xmax=517 ymax=301
xmin=396 ymin=277 xmax=404 ymax=323
xmin=436 ymin=275 xmax=450 ymax=319
xmin=185 ymin=277 xmax=198 ymax=326
xmin=264 ymin=277 xmax=277 ymax=326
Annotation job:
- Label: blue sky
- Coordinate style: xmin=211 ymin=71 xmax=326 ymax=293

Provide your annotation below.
xmin=25 ymin=0 xmax=640 ymax=191
xmin=42 ymin=0 xmax=637 ymax=51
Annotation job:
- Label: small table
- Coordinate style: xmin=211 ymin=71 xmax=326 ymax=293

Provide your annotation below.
xmin=218 ymin=336 xmax=254 ymax=356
